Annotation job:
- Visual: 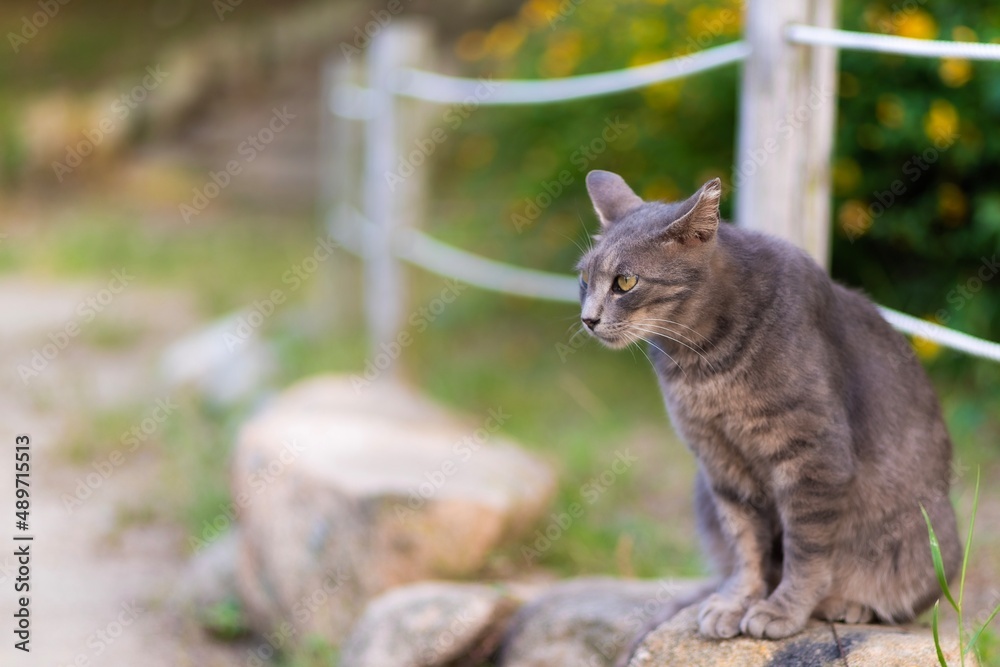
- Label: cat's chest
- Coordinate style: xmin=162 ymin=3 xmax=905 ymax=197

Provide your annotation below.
xmin=661 ymin=375 xmax=743 ymax=421
xmin=659 ymin=376 xmax=757 ymax=450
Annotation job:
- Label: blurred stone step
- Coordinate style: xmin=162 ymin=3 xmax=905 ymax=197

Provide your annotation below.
xmin=231 ymin=375 xmax=557 ymax=644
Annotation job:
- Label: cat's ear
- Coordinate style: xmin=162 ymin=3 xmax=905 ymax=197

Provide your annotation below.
xmin=586 ymin=170 xmax=643 ymax=229
xmin=662 ymin=178 xmax=722 ymax=244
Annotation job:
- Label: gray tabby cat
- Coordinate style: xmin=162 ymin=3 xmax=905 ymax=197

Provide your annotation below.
xmin=578 ymin=170 xmax=961 ymax=642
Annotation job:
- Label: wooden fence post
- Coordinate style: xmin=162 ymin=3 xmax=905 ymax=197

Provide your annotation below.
xmin=735 ymin=0 xmax=839 ymax=270
xmin=362 ymin=20 xmax=435 ymax=367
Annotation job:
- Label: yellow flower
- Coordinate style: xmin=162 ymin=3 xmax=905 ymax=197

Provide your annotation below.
xmin=832 ymin=158 xmax=861 ymax=195
xmin=838 ymin=200 xmax=872 ymax=238
xmin=939 ymin=59 xmax=972 ymax=88
xmin=485 ymin=20 xmax=526 ymax=59
xmin=540 ymin=30 xmax=583 ymax=77
xmin=938 ymin=183 xmax=967 ymax=226
xmin=642 ymin=81 xmax=682 ymax=111
xmin=923 ymin=99 xmax=959 ymax=144
xmin=629 ymin=18 xmax=668 ymax=48
xmin=952 ymin=26 xmax=978 ymax=42
xmin=894 ymin=9 xmax=937 ymax=40
xmin=629 ymin=50 xmax=669 ymax=68
xmin=643 ymin=176 xmax=680 ymax=202
xmin=454 ymin=30 xmax=487 ymax=61
xmin=912 ymin=334 xmax=941 ymax=361
xmin=876 ymin=95 xmax=905 ymax=129
xmin=519 ymin=0 xmax=562 ymax=29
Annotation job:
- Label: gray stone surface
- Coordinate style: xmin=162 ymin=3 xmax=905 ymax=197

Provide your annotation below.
xmin=499 ymin=577 xmax=709 ymax=667
xmin=233 ymin=375 xmax=556 ymax=644
xmin=341 ymin=582 xmax=523 ymax=667
xmin=629 ymin=604 xmax=975 ymax=667
xmin=175 ymin=530 xmax=240 ymax=612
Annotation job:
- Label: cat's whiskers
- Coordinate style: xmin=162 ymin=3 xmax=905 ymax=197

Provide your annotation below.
xmin=628 ymin=319 xmax=711 ymax=355
xmin=631 ymin=317 xmax=713 ymax=346
xmin=575 ymin=211 xmax=596 ymax=253
xmin=629 ymin=325 xmax=714 ymax=374
xmin=628 ymin=324 xmax=718 ymax=372
xmin=626 ymin=328 xmax=687 ymax=378
xmin=562 ymin=232 xmax=592 ymax=259
xmin=622 ymin=329 xmax=658 ymax=372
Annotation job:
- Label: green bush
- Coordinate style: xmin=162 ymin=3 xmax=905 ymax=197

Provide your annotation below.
xmin=430 ymin=0 xmax=1000 ymax=353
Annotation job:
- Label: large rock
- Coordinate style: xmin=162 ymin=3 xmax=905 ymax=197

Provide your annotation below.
xmin=499 ymin=577 xmax=710 ymax=667
xmin=342 ymin=582 xmax=525 ymax=667
xmin=629 ymin=605 xmax=974 ymax=667
xmin=176 ymin=530 xmax=240 ymax=612
xmin=233 ymin=376 xmax=556 ymax=644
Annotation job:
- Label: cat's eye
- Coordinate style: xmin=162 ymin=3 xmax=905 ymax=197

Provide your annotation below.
xmin=614 ymin=275 xmax=638 ymax=293
xmin=580 ymin=270 xmax=589 ymax=287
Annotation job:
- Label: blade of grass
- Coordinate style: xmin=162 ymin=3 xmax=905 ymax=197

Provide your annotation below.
xmin=958 ymin=469 xmax=981 ymax=608
xmin=965 ymin=603 xmax=1000 ymax=655
xmin=933 ymin=601 xmax=950 ymax=667
xmin=923 ymin=505 xmax=959 ymax=613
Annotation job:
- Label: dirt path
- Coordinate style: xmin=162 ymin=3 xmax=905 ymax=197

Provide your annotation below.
xmin=0 ymin=278 xmax=242 ymax=666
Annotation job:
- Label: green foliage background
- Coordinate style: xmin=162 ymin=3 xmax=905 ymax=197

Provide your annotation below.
xmin=428 ymin=0 xmax=1000 ymax=365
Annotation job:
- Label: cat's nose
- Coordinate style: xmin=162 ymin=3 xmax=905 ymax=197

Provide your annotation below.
xmin=582 ymin=317 xmax=600 ymax=330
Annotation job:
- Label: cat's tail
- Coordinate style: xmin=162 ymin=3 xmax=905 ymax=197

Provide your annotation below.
xmin=613 ymin=579 xmax=718 ymax=667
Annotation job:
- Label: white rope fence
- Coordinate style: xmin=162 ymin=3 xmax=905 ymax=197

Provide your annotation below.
xmin=390 ymin=41 xmax=750 ymax=105
xmin=787 ymin=25 xmax=1000 ymax=61
xmin=877 ymin=308 xmax=1000 ymax=363
xmin=329 ymin=207 xmax=1000 ymax=362
xmin=332 ymin=18 xmax=1000 ymax=364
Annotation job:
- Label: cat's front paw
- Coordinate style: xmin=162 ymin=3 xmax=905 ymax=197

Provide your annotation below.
xmin=739 ymin=599 xmax=808 ymax=639
xmin=698 ymin=593 xmax=749 ymax=639
xmin=815 ymin=597 xmax=875 ymax=624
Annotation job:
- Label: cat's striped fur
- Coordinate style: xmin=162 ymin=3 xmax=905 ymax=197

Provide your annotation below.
xmin=578 ymin=170 xmax=960 ymax=643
